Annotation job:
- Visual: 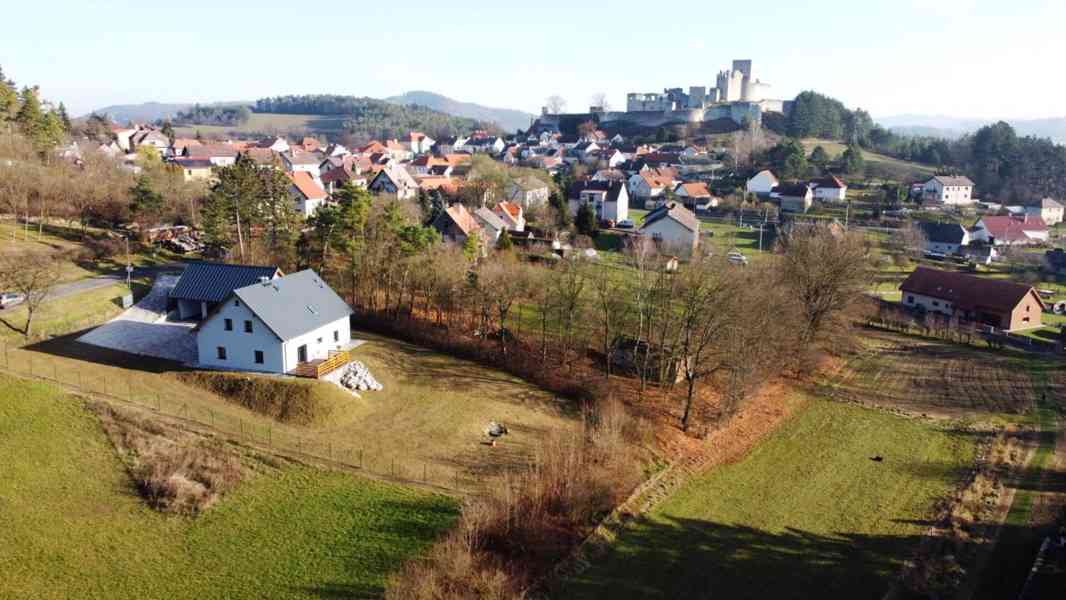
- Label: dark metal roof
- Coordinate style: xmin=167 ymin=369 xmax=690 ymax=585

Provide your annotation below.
xmin=233 ymin=270 xmax=352 ymax=341
xmin=918 ymin=221 xmax=967 ymax=245
xmin=169 ymin=262 xmax=281 ymax=303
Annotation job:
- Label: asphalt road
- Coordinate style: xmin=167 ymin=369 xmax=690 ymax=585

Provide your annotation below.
xmin=46 ymin=264 xmax=186 ymax=303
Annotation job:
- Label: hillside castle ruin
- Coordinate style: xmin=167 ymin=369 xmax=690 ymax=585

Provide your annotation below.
xmin=535 ymin=59 xmax=791 ymax=134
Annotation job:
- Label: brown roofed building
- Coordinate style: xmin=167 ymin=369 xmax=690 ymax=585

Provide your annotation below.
xmin=431 ymin=203 xmax=482 ymax=244
xmin=899 ymin=266 xmax=1045 ymax=331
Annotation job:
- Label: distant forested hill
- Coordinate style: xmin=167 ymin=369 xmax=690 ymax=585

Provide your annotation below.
xmin=385 ymin=91 xmax=534 ymax=133
xmin=254 ymin=94 xmax=498 ymax=140
xmin=84 ymin=102 xmax=194 ymax=123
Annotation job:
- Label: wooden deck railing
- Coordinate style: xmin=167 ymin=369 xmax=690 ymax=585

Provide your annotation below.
xmin=315 ymin=350 xmax=350 ymax=378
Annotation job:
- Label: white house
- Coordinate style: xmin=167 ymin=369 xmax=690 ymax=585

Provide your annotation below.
xmin=777 ymin=183 xmax=814 ymax=213
xmin=627 ymin=171 xmax=674 ymax=207
xmin=1024 ymin=197 xmax=1064 ymax=226
xmin=473 ymin=207 xmax=506 ymax=244
xmin=810 ymin=175 xmax=848 ymax=202
xmin=494 ymin=201 xmax=525 ymax=231
xmin=674 ymin=182 xmax=718 ymax=211
xmin=971 ymin=215 xmax=1049 ymax=245
xmin=368 ymin=164 xmax=418 ymax=200
xmin=747 ymin=170 xmax=779 ymax=196
xmin=260 ymin=137 xmax=290 ymax=153
xmin=195 ymin=270 xmax=353 ymax=375
xmin=918 ymin=221 xmax=970 ymax=254
xmin=288 ymin=171 xmax=329 ymax=217
xmin=922 ymin=175 xmax=975 ymax=205
xmin=506 ymin=176 xmax=550 ymax=208
xmin=568 ymin=180 xmax=629 ymax=224
xmin=639 ymin=202 xmax=700 ymax=255
xmin=282 ymin=151 xmax=322 ymax=178
xmin=408 ymin=132 xmax=436 ymax=155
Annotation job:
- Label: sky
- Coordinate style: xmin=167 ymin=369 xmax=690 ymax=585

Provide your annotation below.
xmin=4 ymin=0 xmax=1065 ymax=121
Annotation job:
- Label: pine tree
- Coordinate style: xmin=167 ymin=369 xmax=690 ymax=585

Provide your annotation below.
xmin=462 ymin=233 xmax=481 ymax=263
xmin=161 ymin=120 xmax=175 ymax=145
xmin=0 ymin=66 xmax=16 ymax=121
xmin=575 ymin=202 xmax=598 ymax=236
xmin=57 ymin=102 xmax=71 ymax=132
xmin=496 ymin=228 xmax=513 ymax=252
xmin=15 ymin=86 xmax=43 ymax=141
xmin=129 ymin=175 xmax=164 ymax=223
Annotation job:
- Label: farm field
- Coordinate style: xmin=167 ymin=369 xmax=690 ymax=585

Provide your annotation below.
xmin=173 ymin=112 xmax=348 ymax=138
xmin=818 ymin=328 xmax=1043 ymax=420
xmin=563 ymin=397 xmax=977 ymax=599
xmin=0 ymin=375 xmax=458 ymax=600
xmin=2 ymin=326 xmax=573 ymax=490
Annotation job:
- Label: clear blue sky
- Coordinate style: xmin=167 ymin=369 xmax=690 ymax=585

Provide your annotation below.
xmin=4 ymin=0 xmax=1064 ymax=120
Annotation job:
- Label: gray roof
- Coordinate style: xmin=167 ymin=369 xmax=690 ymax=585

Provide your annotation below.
xmin=1030 ymin=197 xmax=1063 ymax=209
xmin=929 ymin=175 xmax=975 ymax=187
xmin=641 ymin=202 xmax=699 ymax=233
xmin=474 ymin=206 xmax=506 ymax=231
xmin=918 ymin=221 xmax=967 ymax=245
xmin=232 ymin=270 xmax=352 ymax=341
xmin=170 ymin=262 xmax=281 ymax=303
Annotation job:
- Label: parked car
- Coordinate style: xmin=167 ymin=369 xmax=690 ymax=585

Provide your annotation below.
xmin=0 ymin=292 xmax=25 ymax=310
xmin=727 ymin=251 xmax=748 ymax=266
xmin=617 ymin=219 xmax=635 ymax=229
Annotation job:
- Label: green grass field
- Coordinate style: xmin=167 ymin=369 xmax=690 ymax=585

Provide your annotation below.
xmin=564 ymin=398 xmax=976 ymax=599
xmin=0 ymin=282 xmax=142 ymax=345
xmin=0 ymin=375 xmax=458 ymax=599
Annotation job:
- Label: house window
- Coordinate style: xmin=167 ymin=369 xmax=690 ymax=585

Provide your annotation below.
xmin=244 ymin=320 xmax=253 ymax=333
xmin=254 ymin=350 xmax=264 ymax=364
xmin=907 ymin=295 xmax=914 ymax=304
xmin=216 ymin=346 xmax=227 ymax=360
xmin=932 ymin=301 xmax=940 ymax=307
xmin=234 ymin=300 xmax=240 ymax=307
xmin=224 ymin=318 xmax=233 ymax=331
xmin=317 ymin=337 xmax=323 ymax=344
xmin=333 ymin=330 xmax=339 ymax=342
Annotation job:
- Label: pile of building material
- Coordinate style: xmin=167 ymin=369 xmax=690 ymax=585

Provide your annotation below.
xmin=338 ymin=361 xmax=383 ymax=392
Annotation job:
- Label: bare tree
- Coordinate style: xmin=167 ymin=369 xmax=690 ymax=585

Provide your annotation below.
xmin=889 ymin=221 xmax=928 ymax=260
xmin=590 ymin=92 xmax=611 ymax=112
xmin=592 ymin=262 xmax=630 ymax=379
xmin=545 ymin=95 xmax=567 ymax=115
xmin=780 ymin=226 xmax=872 ymax=346
xmin=0 ymin=252 xmax=61 ymax=338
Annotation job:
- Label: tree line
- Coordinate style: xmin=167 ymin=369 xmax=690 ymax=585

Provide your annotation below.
xmin=254 ymin=94 xmax=499 ymax=141
xmin=172 ymin=104 xmax=252 ymax=127
xmin=775 ymin=89 xmax=1066 ymax=201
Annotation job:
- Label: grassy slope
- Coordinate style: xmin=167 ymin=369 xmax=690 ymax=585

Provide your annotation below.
xmin=0 ymin=375 xmax=458 ymax=599
xmin=0 ymin=283 xmax=134 ymax=344
xmin=565 ymin=398 xmax=976 ymax=599
xmin=800 ymin=138 xmax=936 ymax=180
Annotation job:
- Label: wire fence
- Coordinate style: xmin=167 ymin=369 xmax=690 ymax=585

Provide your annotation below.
xmin=0 ymin=343 xmax=470 ymax=494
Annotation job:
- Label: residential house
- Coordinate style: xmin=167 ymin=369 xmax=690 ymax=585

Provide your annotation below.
xmin=639 ymin=202 xmax=700 ymax=255
xmin=917 ymin=221 xmax=971 ymax=254
xmin=384 ymin=139 xmax=413 ymax=161
xmin=410 ymin=155 xmax=452 ymax=176
xmin=171 ymin=157 xmax=215 ymax=182
xmin=240 ymin=147 xmax=280 ymax=168
xmin=506 ymin=176 xmax=550 ymax=208
xmin=628 ymin=170 xmax=675 ymax=208
xmin=673 ymin=182 xmax=718 ymax=212
xmin=194 ymin=270 xmax=353 ymax=375
xmin=288 ymin=171 xmax=329 ymax=217
xmin=184 ymin=144 xmax=238 ymax=167
xmin=171 ymin=138 xmax=202 ymax=156
xmin=408 ymin=132 xmax=435 ymax=155
xmin=777 ymin=183 xmax=814 ymax=213
xmin=473 ymin=207 xmax=506 ymax=244
xmin=971 ymin=215 xmax=1049 ymax=246
xmin=463 ymin=137 xmax=505 ymax=155
xmin=746 ymin=169 xmax=779 ymax=196
xmin=899 ymin=266 xmax=1045 ymax=331
xmin=1024 ymin=198 xmax=1064 ymax=226
xmin=296 ymin=137 xmax=321 ymax=153
xmin=320 ymin=161 xmax=367 ymax=194
xmin=810 ymin=175 xmax=848 ymax=202
xmin=169 ymin=262 xmax=282 ymax=320
xmin=432 ymin=203 xmax=481 ymax=244
xmin=130 ymin=128 xmax=170 ymax=155
xmin=568 ymin=180 xmax=630 ymax=224
xmin=282 ymin=151 xmax=323 ymax=178
xmin=494 ymin=201 xmax=525 ymax=232
xmin=922 ymin=175 xmax=975 ymax=205
xmin=259 ymin=137 xmax=290 ymax=153
xmin=368 ymin=163 xmax=418 ymax=200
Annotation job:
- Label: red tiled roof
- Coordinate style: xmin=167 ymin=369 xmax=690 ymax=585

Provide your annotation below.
xmin=677 ymin=182 xmax=711 ymax=198
xmin=445 ymin=203 xmax=481 ymax=236
xmin=287 ymin=171 xmax=327 ymax=200
xmin=977 ymin=215 xmax=1048 ymax=243
xmin=496 ymin=201 xmax=522 ymax=219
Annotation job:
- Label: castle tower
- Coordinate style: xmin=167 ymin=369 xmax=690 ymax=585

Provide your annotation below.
xmin=732 ymin=59 xmax=753 ymax=101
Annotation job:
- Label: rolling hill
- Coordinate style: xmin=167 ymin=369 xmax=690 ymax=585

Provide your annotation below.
xmin=84 ymin=101 xmax=252 ymax=124
xmin=386 ymin=90 xmax=535 ymax=133
xmin=877 ymin=114 xmax=1066 ymax=144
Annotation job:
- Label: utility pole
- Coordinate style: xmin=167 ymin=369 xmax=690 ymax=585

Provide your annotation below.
xmin=124 ymin=236 xmax=132 ymax=290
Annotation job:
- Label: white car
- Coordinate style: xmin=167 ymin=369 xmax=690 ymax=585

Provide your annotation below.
xmin=616 ymin=219 xmax=635 ymax=229
xmin=726 ymin=252 xmax=748 ymax=266
xmin=0 ymin=292 xmax=25 ymax=309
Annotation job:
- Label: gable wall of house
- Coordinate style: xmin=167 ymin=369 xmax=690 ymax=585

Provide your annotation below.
xmin=1008 ymin=291 xmax=1043 ymax=331
xmin=280 ymin=316 xmax=352 ymax=372
xmin=196 ymin=300 xmax=284 ymax=373
xmin=641 ymin=217 xmax=697 ymax=254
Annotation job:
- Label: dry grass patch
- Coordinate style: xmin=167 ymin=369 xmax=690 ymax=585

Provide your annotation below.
xmin=177 ymin=371 xmax=355 ymax=427
xmin=89 ymin=401 xmax=244 ymax=515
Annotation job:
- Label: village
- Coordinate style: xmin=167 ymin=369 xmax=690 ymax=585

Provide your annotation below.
xmin=3 ymin=36 xmax=1066 ymax=600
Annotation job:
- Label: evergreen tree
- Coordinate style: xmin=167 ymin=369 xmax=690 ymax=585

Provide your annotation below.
xmin=57 ymin=102 xmax=71 ymax=132
xmin=842 ymin=144 xmax=865 ymax=174
xmin=462 ymin=233 xmax=481 ymax=263
xmin=15 ymin=86 xmax=43 ymax=142
xmin=129 ymin=175 xmax=164 ymax=222
xmin=496 ymin=228 xmax=513 ymax=252
xmin=575 ymin=202 xmax=598 ymax=236
xmin=809 ymin=145 xmax=830 ymax=168
xmin=0 ymin=66 xmax=16 ymax=121
xmin=161 ymin=120 xmax=175 ymax=145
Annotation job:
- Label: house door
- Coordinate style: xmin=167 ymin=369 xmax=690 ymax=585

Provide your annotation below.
xmin=297 ymin=345 xmax=308 ymax=363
